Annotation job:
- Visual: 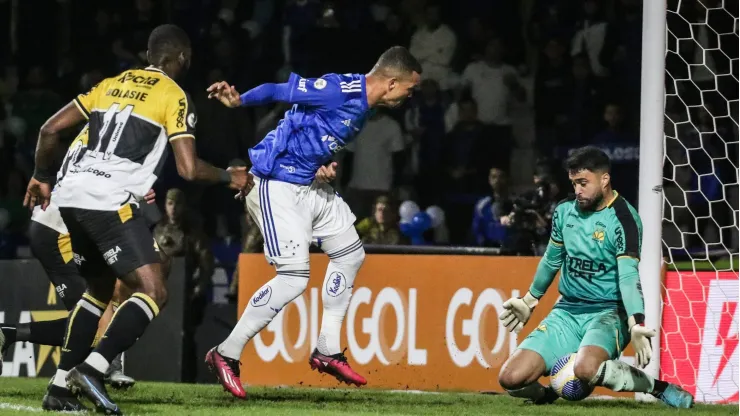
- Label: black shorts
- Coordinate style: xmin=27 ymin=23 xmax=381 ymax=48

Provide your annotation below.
xmin=59 ymin=204 xmax=161 ymax=280
xmin=28 ymin=221 xmax=86 ymax=311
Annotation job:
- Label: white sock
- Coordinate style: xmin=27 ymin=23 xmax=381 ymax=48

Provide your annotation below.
xmin=317 ymin=230 xmax=365 ymax=356
xmin=85 ymin=352 xmax=110 ymax=374
xmin=591 ymin=360 xmax=655 ymax=392
xmin=218 ymin=264 xmax=310 ymax=360
xmin=52 ymin=369 xmax=69 ymax=389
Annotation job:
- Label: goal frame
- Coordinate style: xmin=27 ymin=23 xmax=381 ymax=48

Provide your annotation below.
xmin=637 ymin=0 xmax=666 ymax=401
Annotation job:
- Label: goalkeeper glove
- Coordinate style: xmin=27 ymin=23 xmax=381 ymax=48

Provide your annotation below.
xmin=499 ymin=292 xmax=539 ymax=333
xmin=628 ymin=314 xmax=656 ymax=369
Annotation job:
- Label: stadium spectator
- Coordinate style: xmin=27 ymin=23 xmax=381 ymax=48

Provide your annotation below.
xmin=343 ymin=111 xmax=406 ymax=219
xmin=471 ymin=168 xmax=512 ymax=248
xmin=571 ymin=0 xmax=608 ymax=77
xmin=405 ymin=79 xmax=448 ymax=207
xmin=566 ymin=54 xmax=605 ymax=146
xmin=356 ymin=195 xmax=404 ymax=245
xmin=534 ymin=37 xmax=571 ymax=155
xmin=409 ymin=2 xmax=457 ymax=90
xmin=459 ymin=37 xmax=525 ymax=173
xmin=282 ymin=0 xmax=322 ymax=74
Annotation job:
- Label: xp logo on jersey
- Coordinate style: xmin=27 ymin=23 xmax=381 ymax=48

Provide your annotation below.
xmin=446 ymin=288 xmax=517 ymax=368
xmin=325 ymin=272 xmax=346 ymax=297
xmin=187 ymin=113 xmax=197 ymax=129
xmin=252 ymin=285 xmax=272 ymax=307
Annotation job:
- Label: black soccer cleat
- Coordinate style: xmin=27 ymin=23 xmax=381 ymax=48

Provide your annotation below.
xmin=66 ymin=363 xmax=122 ymax=415
xmin=106 ymin=353 xmax=136 ymax=390
xmin=42 ymin=384 xmax=89 ymax=412
xmin=525 ymin=386 xmax=560 ymax=405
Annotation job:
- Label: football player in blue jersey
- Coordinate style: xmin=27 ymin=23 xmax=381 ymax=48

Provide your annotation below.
xmin=204 ymin=46 xmax=421 ymax=398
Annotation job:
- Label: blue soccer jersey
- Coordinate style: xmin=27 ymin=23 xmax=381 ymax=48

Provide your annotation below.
xmin=247 ymin=73 xmax=371 ymax=185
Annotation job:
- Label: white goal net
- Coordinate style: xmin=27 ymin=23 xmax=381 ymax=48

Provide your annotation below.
xmin=661 ymin=0 xmax=738 ymax=404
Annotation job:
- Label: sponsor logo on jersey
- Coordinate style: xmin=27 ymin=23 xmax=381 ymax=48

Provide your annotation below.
xmin=321 ymin=135 xmax=345 ymax=153
xmin=103 ymin=246 xmax=122 ymax=265
xmin=187 ymin=112 xmax=197 ymax=129
xmin=297 ymin=78 xmax=308 ymax=93
xmin=176 ymin=98 xmax=186 ymax=128
xmin=70 ymin=166 xmax=112 ymax=178
xmin=614 ymin=227 xmax=625 ymax=253
xmin=73 ymin=253 xmax=86 ymax=266
xmin=116 ymin=72 xmax=160 ymax=86
xmin=565 ymin=255 xmax=607 ymax=280
xmin=314 ymin=79 xmax=327 ymax=90
xmin=280 ymin=164 xmax=296 ymax=173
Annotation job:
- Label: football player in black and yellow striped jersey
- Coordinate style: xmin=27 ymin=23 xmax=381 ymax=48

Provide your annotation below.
xmin=24 ymin=24 xmax=252 ymax=414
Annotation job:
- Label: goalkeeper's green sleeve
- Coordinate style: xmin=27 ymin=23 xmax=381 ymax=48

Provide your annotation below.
xmin=617 ymin=256 xmax=646 ymax=317
xmin=528 ymin=240 xmax=565 ymax=299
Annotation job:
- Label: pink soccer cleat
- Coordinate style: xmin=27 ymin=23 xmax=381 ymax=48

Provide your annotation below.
xmin=205 ymin=347 xmax=247 ymax=399
xmin=309 ymin=349 xmax=367 ymax=386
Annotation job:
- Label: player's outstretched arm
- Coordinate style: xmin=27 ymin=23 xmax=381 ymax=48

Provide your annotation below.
xmin=208 ymin=74 xmax=340 ymax=109
xmin=170 ymin=137 xmax=253 ymax=192
xmin=207 ymin=80 xmax=291 ymax=108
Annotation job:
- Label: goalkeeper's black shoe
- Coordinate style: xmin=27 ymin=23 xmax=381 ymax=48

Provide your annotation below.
xmin=525 ymin=386 xmax=560 ymax=405
xmin=42 ymin=384 xmax=89 ymax=412
xmin=67 ymin=363 xmax=121 ymax=415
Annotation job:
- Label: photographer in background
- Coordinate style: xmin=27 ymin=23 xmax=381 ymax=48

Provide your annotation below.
xmin=500 ymin=163 xmax=563 ymax=255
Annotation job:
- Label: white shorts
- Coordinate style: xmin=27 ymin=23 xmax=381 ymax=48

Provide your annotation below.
xmin=245 ymin=176 xmax=356 ymax=265
xmin=31 ymin=202 xmax=68 ymax=235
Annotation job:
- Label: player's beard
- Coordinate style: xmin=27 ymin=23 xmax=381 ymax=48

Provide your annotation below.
xmin=577 ymin=191 xmax=604 ymax=212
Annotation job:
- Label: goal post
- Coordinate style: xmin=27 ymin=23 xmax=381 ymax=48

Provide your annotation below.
xmin=637 ymin=0 xmax=666 ymax=401
xmin=641 ymin=0 xmax=739 ymax=404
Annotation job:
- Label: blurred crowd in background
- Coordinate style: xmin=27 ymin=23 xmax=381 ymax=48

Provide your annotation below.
xmin=0 ymin=0 xmax=736 ymax=302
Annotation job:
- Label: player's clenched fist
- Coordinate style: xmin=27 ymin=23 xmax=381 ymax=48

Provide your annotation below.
xmin=207 ymin=81 xmax=241 ymax=108
xmin=628 ymin=314 xmax=655 ymax=369
xmin=226 ymin=166 xmax=254 ymax=193
xmin=316 ymin=162 xmax=338 ymax=183
xmin=499 ymin=292 xmax=539 ymax=333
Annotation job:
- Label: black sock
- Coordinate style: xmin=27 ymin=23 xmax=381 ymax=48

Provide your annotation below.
xmin=95 ymin=293 xmax=159 ymax=363
xmin=58 ymin=294 xmax=106 ymax=371
xmin=1 ymin=325 xmax=17 ymax=346
xmin=16 ymin=318 xmax=68 ymax=346
xmin=652 ymin=379 xmax=669 ymax=394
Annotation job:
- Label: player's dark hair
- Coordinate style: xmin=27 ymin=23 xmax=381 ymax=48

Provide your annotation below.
xmin=564 ymin=146 xmax=611 ymax=174
xmin=147 ymin=24 xmax=191 ymax=66
xmin=374 ymin=46 xmax=423 ymax=78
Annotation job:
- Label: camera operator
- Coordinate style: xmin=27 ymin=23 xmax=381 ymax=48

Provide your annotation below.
xmin=499 ymin=164 xmax=562 ymax=255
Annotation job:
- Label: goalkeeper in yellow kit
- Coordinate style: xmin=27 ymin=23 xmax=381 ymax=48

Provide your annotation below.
xmin=497 ymin=147 xmax=694 ymax=408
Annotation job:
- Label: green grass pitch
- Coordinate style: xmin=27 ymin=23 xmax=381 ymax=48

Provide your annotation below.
xmin=0 ymin=378 xmax=737 ymax=415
